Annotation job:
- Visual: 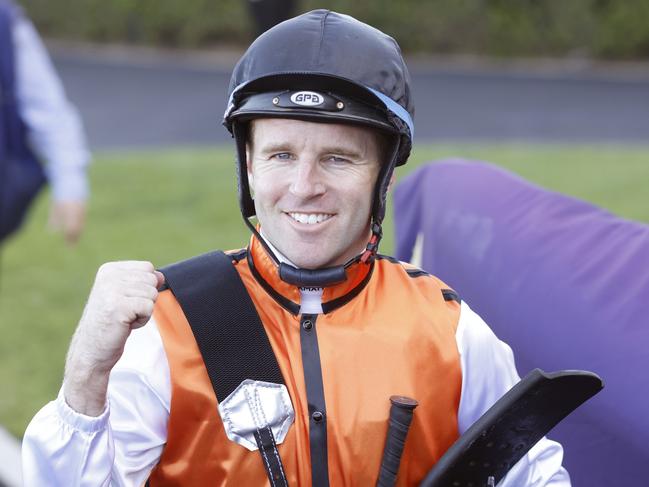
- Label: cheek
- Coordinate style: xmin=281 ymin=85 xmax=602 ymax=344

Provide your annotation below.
xmin=250 ymin=171 xmax=284 ymax=206
xmin=348 ymin=172 xmax=379 ymax=207
xmin=338 ymin=184 xmax=374 ymax=219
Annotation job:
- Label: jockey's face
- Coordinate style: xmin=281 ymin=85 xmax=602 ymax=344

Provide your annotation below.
xmin=247 ymin=118 xmax=382 ymax=269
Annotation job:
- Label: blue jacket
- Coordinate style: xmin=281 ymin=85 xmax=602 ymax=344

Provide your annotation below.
xmin=0 ymin=0 xmax=46 ymax=241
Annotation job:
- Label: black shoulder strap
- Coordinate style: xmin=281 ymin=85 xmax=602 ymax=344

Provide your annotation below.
xmin=159 ymin=250 xmax=284 ymax=401
xmin=419 ymin=368 xmax=603 ymax=487
xmin=157 ymin=250 xmax=290 ymax=486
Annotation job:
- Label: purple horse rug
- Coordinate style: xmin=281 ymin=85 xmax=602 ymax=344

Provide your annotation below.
xmin=394 ymin=159 xmax=649 ymax=485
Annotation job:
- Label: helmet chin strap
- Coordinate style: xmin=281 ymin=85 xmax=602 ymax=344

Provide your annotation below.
xmin=243 ymin=214 xmax=382 ymax=288
xmin=360 ymin=222 xmax=383 ymax=264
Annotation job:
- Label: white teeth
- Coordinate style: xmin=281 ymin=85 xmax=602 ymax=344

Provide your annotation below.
xmin=288 ymin=212 xmax=333 ymax=225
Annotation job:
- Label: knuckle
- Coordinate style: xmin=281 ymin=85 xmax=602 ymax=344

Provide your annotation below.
xmin=97 ymin=262 xmax=111 ymax=276
xmin=147 ymin=273 xmax=159 ymax=286
xmin=97 ymin=261 xmax=121 ymax=279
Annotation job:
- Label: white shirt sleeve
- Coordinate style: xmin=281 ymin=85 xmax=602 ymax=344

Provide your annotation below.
xmin=13 ymin=16 xmax=90 ymax=202
xmin=456 ymin=301 xmax=571 ymax=486
xmin=22 ymin=319 xmax=170 ymax=487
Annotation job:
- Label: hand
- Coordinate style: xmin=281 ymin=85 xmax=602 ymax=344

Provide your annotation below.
xmin=64 ymin=261 xmax=165 ymax=415
xmin=48 ymin=200 xmax=86 ymax=245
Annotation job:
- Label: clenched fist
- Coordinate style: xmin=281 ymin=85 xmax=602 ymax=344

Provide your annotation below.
xmin=63 ymin=261 xmax=165 ymax=416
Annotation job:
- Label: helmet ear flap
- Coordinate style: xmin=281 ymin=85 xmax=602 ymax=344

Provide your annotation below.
xmin=372 ymin=135 xmax=401 ymax=225
xmin=233 ymin=122 xmax=256 ymax=219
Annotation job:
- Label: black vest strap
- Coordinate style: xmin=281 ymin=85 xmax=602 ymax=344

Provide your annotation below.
xmin=159 ymin=250 xmax=288 ymax=485
xmin=254 ymin=426 xmax=289 ymax=487
xmin=160 ymin=250 xmax=284 ymax=400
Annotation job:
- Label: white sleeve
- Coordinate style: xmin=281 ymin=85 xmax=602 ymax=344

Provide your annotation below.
xmin=13 ymin=16 xmax=90 ymax=202
xmin=456 ymin=301 xmax=571 ymax=486
xmin=22 ymin=319 xmax=170 ymax=487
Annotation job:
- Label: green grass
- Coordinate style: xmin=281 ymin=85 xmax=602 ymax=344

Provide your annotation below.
xmin=1 ymin=142 xmax=647 ymax=438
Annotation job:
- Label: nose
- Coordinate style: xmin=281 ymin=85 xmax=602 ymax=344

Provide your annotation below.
xmin=289 ymin=160 xmax=326 ymax=199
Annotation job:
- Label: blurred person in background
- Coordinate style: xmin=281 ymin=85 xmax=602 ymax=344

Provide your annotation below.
xmin=0 ymin=0 xmax=90 ymax=245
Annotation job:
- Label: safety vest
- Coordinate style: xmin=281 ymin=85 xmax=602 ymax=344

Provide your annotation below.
xmin=149 ymin=235 xmax=462 ymax=486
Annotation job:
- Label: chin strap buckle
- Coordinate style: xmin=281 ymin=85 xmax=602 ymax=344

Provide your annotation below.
xmin=360 ymin=222 xmax=383 ymax=264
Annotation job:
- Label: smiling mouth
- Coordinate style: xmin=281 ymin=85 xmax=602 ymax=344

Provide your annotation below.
xmin=287 ymin=212 xmax=335 ymax=225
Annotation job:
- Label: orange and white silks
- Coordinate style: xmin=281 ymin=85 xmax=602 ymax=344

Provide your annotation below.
xmin=148 ymin=236 xmax=462 ymax=486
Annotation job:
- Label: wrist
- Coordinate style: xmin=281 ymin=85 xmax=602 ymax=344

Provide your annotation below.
xmin=63 ymin=362 xmax=111 ymax=416
xmin=56 ymin=388 xmax=110 ymax=431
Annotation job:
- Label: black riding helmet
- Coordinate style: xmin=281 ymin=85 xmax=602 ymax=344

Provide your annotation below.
xmin=224 ymin=9 xmax=414 ymax=287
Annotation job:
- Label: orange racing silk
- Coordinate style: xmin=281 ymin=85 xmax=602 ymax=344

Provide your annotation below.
xmin=149 ymin=236 xmax=462 ymax=486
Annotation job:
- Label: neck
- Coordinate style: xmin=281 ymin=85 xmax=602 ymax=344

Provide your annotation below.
xmin=256 ymin=227 xmax=350 ymax=287
xmin=246 ymin=234 xmax=374 ymax=314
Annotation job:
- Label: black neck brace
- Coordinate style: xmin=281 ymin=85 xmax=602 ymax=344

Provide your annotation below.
xmin=243 ymin=218 xmax=380 ymax=288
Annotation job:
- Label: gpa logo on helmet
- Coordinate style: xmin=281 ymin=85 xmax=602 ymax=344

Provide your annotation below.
xmin=290 ymin=91 xmax=324 ymax=107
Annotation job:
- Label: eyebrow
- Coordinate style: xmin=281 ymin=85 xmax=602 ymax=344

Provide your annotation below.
xmin=323 ymin=146 xmax=364 ymax=159
xmin=257 ymin=142 xmax=294 ymax=155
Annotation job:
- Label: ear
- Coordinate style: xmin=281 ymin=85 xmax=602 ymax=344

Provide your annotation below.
xmin=246 ymin=143 xmax=254 ymax=191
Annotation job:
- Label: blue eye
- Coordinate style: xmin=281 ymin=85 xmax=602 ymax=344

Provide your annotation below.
xmin=273 ymin=152 xmax=292 ymax=160
xmin=328 ymin=156 xmax=349 ymax=164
